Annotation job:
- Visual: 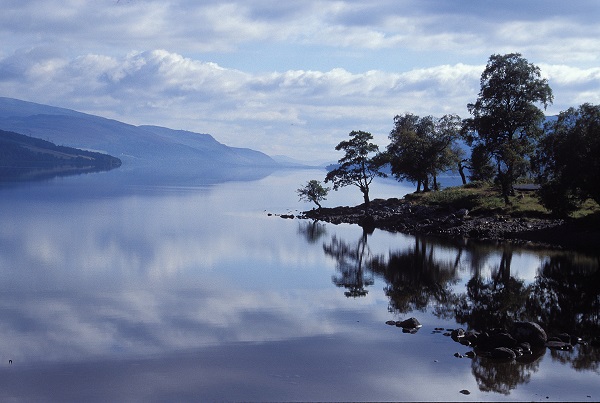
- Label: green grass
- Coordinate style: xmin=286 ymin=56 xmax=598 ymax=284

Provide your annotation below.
xmin=404 ymin=183 xmax=599 ymax=218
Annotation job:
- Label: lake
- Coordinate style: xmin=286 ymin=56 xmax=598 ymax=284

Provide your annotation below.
xmin=0 ymin=168 xmax=598 ymax=402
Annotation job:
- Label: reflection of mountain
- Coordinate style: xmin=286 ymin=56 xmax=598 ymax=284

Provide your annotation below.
xmin=0 ymin=129 xmax=121 ymax=183
xmin=0 ymin=97 xmax=281 ymax=185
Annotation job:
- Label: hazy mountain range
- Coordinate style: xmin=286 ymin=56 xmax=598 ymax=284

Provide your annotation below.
xmin=0 ymin=97 xmax=284 ymax=173
xmin=0 ymin=97 xmax=319 ymax=186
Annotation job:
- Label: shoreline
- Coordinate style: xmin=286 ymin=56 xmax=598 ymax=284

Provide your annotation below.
xmin=298 ymin=197 xmax=600 ymax=253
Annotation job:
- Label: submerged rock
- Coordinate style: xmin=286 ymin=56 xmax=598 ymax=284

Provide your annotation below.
xmin=511 ymin=321 xmax=547 ymax=348
xmin=490 ymin=347 xmax=517 ymax=360
xmin=396 ymin=317 xmax=422 ymax=329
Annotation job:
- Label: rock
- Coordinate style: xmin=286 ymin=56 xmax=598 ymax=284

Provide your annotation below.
xmin=556 ymin=333 xmax=571 ymax=343
xmin=456 ymin=208 xmax=469 ymax=217
xmin=454 ymin=352 xmax=463 ymax=358
xmin=546 ymin=340 xmax=573 ymax=351
xmin=459 ymin=389 xmax=471 ymax=395
xmin=451 ymin=328 xmax=465 ymax=342
xmin=465 ymin=330 xmax=480 ymax=344
xmin=489 ymin=332 xmax=517 ymax=349
xmin=464 ymin=351 xmax=476 ymax=358
xmin=359 ymin=215 xmax=376 ymax=231
xmin=385 ymin=320 xmax=396 ymax=326
xmin=490 ymin=347 xmax=517 ymax=360
xmin=518 ymin=342 xmax=532 ymax=354
xmin=511 ymin=321 xmax=547 ymax=348
xmin=397 ymin=317 xmax=422 ymax=329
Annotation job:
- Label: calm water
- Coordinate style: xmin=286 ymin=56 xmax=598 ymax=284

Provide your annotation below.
xmin=0 ymin=168 xmax=598 ymax=402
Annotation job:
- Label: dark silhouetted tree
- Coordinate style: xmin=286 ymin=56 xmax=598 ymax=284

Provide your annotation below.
xmin=325 ymin=130 xmax=386 ymax=207
xmin=463 ymin=53 xmax=553 ymax=204
xmin=535 ymin=103 xmax=600 ymax=216
xmin=386 ymin=113 xmax=462 ymax=192
xmin=297 ymin=179 xmax=329 ymax=209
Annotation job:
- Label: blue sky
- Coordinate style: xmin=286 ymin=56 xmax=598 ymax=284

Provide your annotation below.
xmin=1 ymin=0 xmax=599 ymax=161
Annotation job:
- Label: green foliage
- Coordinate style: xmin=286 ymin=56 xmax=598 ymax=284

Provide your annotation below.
xmin=463 ymin=53 xmax=553 ymax=203
xmin=325 ymin=130 xmax=386 ymax=206
xmin=536 ymin=103 xmax=600 ymax=216
xmin=297 ymin=179 xmax=330 ymax=209
xmin=386 ymin=113 xmax=462 ymax=192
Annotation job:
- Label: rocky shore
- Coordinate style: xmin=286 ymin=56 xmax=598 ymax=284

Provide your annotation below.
xmin=297 ymin=197 xmax=599 ymax=251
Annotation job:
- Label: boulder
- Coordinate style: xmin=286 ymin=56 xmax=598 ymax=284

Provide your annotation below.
xmin=489 ymin=332 xmax=517 ymax=349
xmin=546 ymin=340 xmax=573 ymax=351
xmin=451 ymin=328 xmax=465 ymax=342
xmin=511 ymin=321 xmax=547 ymax=348
xmin=396 ymin=317 xmax=422 ymax=329
xmin=491 ymin=347 xmax=517 ymax=360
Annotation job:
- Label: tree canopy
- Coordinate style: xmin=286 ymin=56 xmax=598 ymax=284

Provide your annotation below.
xmin=297 ymin=179 xmax=329 ymax=209
xmin=463 ymin=53 xmax=553 ymax=203
xmin=325 ymin=130 xmax=386 ymax=207
xmin=386 ymin=113 xmax=462 ymax=192
xmin=535 ymin=103 xmax=600 ymax=216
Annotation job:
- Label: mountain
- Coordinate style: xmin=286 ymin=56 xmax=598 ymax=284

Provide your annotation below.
xmin=0 ymin=97 xmax=279 ymax=176
xmin=0 ymin=129 xmax=121 ymax=182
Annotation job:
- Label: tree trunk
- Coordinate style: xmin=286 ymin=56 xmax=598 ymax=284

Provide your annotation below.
xmin=458 ymin=161 xmax=467 ymax=185
xmin=423 ymin=176 xmax=430 ymax=192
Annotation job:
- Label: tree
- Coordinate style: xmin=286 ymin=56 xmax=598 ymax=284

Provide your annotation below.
xmin=325 ymin=130 xmax=386 ymax=207
xmin=463 ymin=53 xmax=553 ymax=204
xmin=535 ymin=103 xmax=600 ymax=216
xmin=386 ymin=113 xmax=462 ymax=192
xmin=297 ymin=179 xmax=329 ymax=209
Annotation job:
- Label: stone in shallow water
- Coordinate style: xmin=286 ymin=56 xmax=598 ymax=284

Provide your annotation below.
xmin=546 ymin=340 xmax=573 ymax=351
xmin=396 ymin=317 xmax=422 ymax=329
xmin=490 ymin=347 xmax=517 ymax=360
xmin=459 ymin=389 xmax=471 ymax=395
xmin=511 ymin=321 xmax=547 ymax=348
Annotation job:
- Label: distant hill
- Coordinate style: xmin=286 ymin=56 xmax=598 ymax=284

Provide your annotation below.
xmin=0 ymin=97 xmax=280 ymax=176
xmin=0 ymin=129 xmax=121 ymax=182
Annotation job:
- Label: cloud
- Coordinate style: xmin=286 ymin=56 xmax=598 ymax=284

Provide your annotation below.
xmin=1 ymin=48 xmax=599 ymax=159
xmin=1 ymin=1 xmax=599 ymax=159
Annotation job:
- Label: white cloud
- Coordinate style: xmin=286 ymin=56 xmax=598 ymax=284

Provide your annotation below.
xmin=1 ymin=1 xmax=599 ymax=159
xmin=1 ymin=47 xmax=599 ymax=159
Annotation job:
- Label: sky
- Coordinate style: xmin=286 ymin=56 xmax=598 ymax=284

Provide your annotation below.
xmin=1 ymin=0 xmax=599 ymax=162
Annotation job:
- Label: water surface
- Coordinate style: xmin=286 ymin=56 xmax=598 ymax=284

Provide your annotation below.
xmin=0 ymin=169 xmax=598 ymax=401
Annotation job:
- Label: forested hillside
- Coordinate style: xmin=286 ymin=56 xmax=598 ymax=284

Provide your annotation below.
xmin=0 ymin=129 xmax=121 ymax=182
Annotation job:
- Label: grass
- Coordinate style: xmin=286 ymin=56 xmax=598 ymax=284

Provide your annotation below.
xmin=404 ymin=183 xmax=600 ymax=219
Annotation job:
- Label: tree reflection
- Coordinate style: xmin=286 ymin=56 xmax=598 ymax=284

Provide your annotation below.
xmin=303 ymin=219 xmax=600 ymax=391
xmin=323 ymin=230 xmax=374 ymax=297
xmin=455 ymin=246 xmax=531 ymax=331
xmin=370 ymin=236 xmax=459 ymax=314
xmin=471 ymin=355 xmax=541 ymax=395
xmin=527 ymin=254 xmax=600 ymax=371
xmin=297 ymin=220 xmax=327 ymax=244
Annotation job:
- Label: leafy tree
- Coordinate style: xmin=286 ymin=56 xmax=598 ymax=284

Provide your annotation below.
xmin=386 ymin=113 xmax=462 ymax=192
xmin=325 ymin=130 xmax=386 ymax=207
xmin=468 ymin=143 xmax=496 ymax=182
xmin=463 ymin=53 xmax=553 ymax=204
xmin=535 ymin=103 xmax=600 ymax=216
xmin=297 ymin=179 xmax=329 ymax=209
